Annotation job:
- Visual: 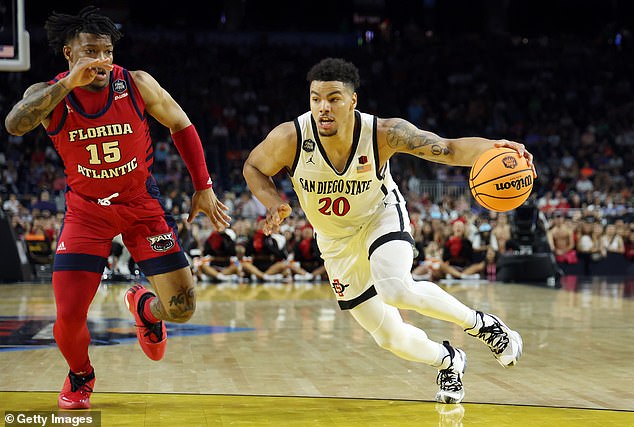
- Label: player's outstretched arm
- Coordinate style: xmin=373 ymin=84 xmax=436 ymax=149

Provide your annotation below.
xmin=243 ymin=122 xmax=296 ymax=235
xmin=379 ymin=118 xmax=536 ymax=177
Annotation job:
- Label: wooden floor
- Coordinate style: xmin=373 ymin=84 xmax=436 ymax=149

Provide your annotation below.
xmin=1 ymin=275 xmax=633 ymax=426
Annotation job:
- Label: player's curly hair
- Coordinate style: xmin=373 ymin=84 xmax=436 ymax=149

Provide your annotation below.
xmin=306 ymin=58 xmax=360 ymax=91
xmin=44 ymin=6 xmax=123 ymax=54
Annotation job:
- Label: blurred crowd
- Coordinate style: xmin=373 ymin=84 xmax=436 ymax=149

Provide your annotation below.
xmin=1 ymin=28 xmax=633 ymax=281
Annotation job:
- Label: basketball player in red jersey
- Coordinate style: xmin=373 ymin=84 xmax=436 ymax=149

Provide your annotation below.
xmin=4 ymin=7 xmax=231 ymax=409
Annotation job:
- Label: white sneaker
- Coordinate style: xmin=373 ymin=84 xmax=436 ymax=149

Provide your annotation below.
xmin=263 ymin=274 xmax=284 ymax=282
xmin=293 ymin=273 xmax=313 ymax=281
xmin=435 ymin=341 xmax=466 ymax=404
xmin=461 ymin=273 xmax=480 ymax=280
xmin=465 ymin=311 xmax=523 ymax=367
xmin=216 ymin=273 xmax=232 ymax=281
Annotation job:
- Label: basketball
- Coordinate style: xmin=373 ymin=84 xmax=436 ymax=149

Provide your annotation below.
xmin=469 ymin=147 xmax=533 ymax=212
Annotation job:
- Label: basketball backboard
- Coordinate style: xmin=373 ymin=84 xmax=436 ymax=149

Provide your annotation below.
xmin=0 ymin=0 xmax=30 ymax=71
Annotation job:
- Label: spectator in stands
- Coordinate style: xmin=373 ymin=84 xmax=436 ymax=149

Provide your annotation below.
xmin=591 ymin=223 xmax=607 ymax=260
xmin=203 ymin=228 xmax=238 ymax=268
xmin=420 ymin=220 xmax=436 ymax=246
xmin=31 ymin=189 xmax=57 ymax=215
xmin=600 ymin=223 xmax=625 ymax=255
xmin=2 ymin=193 xmax=21 ymax=216
xmin=193 ymin=243 xmax=279 ymax=283
xmin=441 ymin=219 xmax=481 ymax=279
xmin=492 ymin=213 xmax=512 ymax=253
xmin=246 ymin=217 xmax=288 ymax=272
xmin=471 ymin=222 xmax=497 ymax=263
xmin=412 ymin=240 xmax=443 ymax=281
xmin=292 ymin=224 xmax=326 ymax=281
xmin=236 ymin=190 xmax=266 ymax=220
xmin=576 ymin=217 xmax=605 ymax=274
xmin=547 ymin=213 xmax=578 ymax=264
xmin=575 ymin=173 xmax=594 ymax=194
xmin=458 ymin=246 xmax=499 ymax=282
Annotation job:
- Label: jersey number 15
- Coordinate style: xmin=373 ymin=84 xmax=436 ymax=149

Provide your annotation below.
xmin=85 ymin=141 xmax=121 ymax=164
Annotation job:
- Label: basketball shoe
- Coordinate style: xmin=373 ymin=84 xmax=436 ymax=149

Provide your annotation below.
xmin=125 ymin=284 xmax=166 ymax=361
xmin=58 ymin=369 xmax=95 ymax=409
xmin=465 ymin=311 xmax=523 ymax=367
xmin=435 ymin=341 xmax=466 ymax=404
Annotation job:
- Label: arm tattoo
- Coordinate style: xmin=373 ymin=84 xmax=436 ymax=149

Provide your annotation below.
xmin=386 ymin=121 xmax=432 ymax=149
xmin=9 ymin=82 xmax=70 ymax=134
xmin=386 ymin=121 xmax=450 ymax=158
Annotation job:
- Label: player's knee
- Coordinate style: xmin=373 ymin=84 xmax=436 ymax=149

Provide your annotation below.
xmin=374 ymin=277 xmax=409 ymax=306
xmin=56 ymin=307 xmax=88 ymax=326
xmin=373 ymin=333 xmax=397 ymax=352
xmin=371 ymin=243 xmax=414 ymax=306
xmin=371 ymin=327 xmax=404 ymax=354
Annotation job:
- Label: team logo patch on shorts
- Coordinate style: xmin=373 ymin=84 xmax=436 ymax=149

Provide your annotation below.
xmin=331 ymin=279 xmax=349 ymax=297
xmin=147 ymin=232 xmax=175 ymax=252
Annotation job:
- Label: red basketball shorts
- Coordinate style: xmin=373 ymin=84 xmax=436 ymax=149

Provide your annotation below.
xmin=53 ymin=189 xmax=189 ymax=277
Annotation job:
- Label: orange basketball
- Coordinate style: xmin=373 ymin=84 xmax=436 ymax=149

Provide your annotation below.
xmin=469 ymin=147 xmax=533 ymax=212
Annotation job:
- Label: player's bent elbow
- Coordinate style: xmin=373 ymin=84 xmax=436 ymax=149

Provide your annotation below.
xmin=4 ymin=118 xmax=25 ymax=136
xmin=242 ymin=159 xmax=256 ymax=180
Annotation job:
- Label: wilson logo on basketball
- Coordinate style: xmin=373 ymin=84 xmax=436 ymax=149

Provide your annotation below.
xmin=495 ymin=175 xmax=533 ymax=192
xmin=501 ymin=156 xmax=518 ymax=169
xmin=147 ymin=233 xmax=175 ymax=252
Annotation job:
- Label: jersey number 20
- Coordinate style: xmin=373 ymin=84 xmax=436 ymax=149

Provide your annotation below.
xmin=318 ymin=197 xmax=350 ymax=216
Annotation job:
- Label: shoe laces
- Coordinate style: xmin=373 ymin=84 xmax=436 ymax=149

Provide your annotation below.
xmin=437 ymin=365 xmax=462 ymax=392
xmin=68 ymin=371 xmax=94 ymax=394
xmin=142 ymin=321 xmax=164 ymax=343
xmin=437 ymin=341 xmax=463 ymax=392
xmin=473 ymin=315 xmax=509 ymax=355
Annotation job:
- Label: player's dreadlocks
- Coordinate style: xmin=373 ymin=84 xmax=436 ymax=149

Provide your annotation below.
xmin=306 ymin=58 xmax=361 ymax=91
xmin=44 ymin=6 xmax=123 ymax=54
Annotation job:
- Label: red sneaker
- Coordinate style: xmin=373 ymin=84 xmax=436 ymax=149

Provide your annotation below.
xmin=125 ymin=284 xmax=167 ymax=361
xmin=58 ymin=369 xmax=95 ymax=409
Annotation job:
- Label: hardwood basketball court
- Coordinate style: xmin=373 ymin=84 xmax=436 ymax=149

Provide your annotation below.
xmin=1 ymin=276 xmax=633 ymax=426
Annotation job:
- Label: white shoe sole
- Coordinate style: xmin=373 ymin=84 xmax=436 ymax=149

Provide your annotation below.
xmin=497 ymin=329 xmax=523 ymax=367
xmin=435 ymin=389 xmax=465 ymax=404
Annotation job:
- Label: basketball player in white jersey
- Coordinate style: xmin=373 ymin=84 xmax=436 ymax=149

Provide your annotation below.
xmin=243 ymin=58 xmax=536 ymax=404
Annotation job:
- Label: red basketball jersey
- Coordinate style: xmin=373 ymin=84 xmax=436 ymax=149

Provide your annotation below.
xmin=47 ymin=65 xmax=153 ymax=201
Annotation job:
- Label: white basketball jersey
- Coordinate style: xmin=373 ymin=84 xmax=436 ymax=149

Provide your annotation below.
xmin=290 ymin=111 xmax=398 ymax=238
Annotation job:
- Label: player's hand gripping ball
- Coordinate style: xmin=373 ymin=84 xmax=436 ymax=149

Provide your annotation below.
xmin=469 ymin=147 xmax=533 ymax=212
